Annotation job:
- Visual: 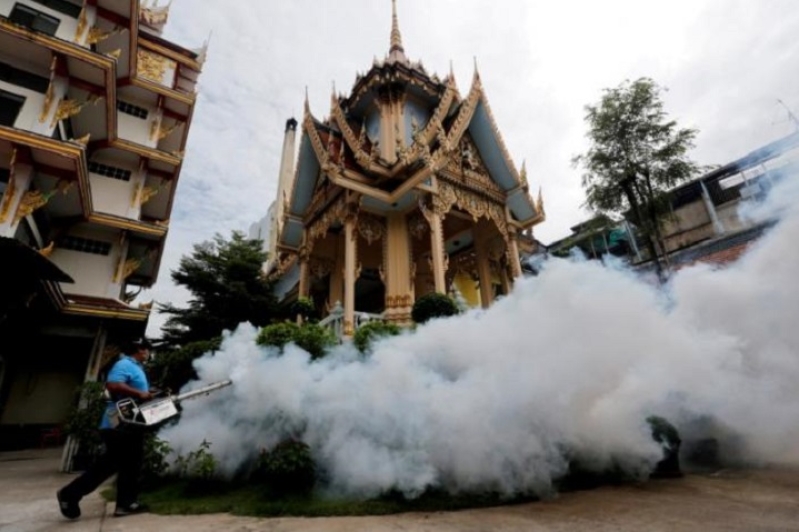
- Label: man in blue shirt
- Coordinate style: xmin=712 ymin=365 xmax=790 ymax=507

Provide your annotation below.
xmin=57 ymin=339 xmax=154 ymax=519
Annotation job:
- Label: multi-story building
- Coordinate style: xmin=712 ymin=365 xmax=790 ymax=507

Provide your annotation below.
xmin=547 ymin=130 xmax=799 ymax=270
xmin=259 ymin=3 xmax=545 ymax=334
xmin=0 ymin=0 xmax=204 ymax=452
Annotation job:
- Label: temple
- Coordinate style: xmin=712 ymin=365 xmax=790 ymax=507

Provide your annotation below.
xmin=262 ymin=1 xmax=545 ymax=335
xmin=0 ymin=0 xmax=204 ymax=455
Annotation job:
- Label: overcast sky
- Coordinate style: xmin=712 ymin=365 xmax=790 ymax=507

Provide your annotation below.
xmin=146 ymin=0 xmax=799 ymax=335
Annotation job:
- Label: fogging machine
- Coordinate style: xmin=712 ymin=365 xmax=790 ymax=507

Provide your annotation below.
xmin=110 ymin=379 xmax=232 ymax=428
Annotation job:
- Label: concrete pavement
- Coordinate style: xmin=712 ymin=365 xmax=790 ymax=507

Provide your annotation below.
xmin=2 ymin=448 xmax=799 ymax=531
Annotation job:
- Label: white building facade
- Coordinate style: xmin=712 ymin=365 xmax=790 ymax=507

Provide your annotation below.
xmin=0 ymin=0 xmax=204 ymax=458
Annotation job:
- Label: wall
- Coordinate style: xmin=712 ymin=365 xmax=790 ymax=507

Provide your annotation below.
xmin=0 ymin=76 xmax=66 ymax=137
xmin=50 ymin=226 xmax=124 ymax=298
xmin=117 ymin=107 xmax=158 ymax=147
xmin=0 ymin=0 xmax=96 ymax=46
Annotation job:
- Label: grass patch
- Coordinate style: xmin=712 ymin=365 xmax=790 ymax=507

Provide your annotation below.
xmin=106 ymin=481 xmax=539 ymax=517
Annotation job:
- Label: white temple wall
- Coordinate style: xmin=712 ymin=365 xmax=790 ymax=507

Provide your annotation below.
xmin=117 ymin=107 xmax=158 ymax=147
xmin=0 ymin=77 xmax=68 ymax=137
xmin=0 ymin=0 xmax=95 ymax=47
xmin=51 ymin=230 xmax=120 ymax=298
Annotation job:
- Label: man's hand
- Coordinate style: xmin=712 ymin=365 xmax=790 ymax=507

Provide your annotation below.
xmin=138 ymin=390 xmax=154 ymax=401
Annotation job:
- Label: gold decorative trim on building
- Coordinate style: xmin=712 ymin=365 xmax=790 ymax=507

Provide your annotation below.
xmin=0 ymin=148 xmax=17 ymax=223
xmin=140 ymin=4 xmax=170 ymax=27
xmin=106 ymin=49 xmax=122 ymax=59
xmin=87 ymin=26 xmax=122 ymax=45
xmin=39 ymin=241 xmax=55 ymax=257
xmin=357 ymin=214 xmax=385 ymax=245
xmin=120 ymin=258 xmax=142 ymax=282
xmin=429 ymin=181 xmax=508 ymax=240
xmin=51 ymin=94 xmax=103 ymax=127
xmin=14 ymin=190 xmax=52 ymax=225
xmin=75 ymin=4 xmax=88 ymax=42
xmin=38 ymin=57 xmax=58 ymax=123
xmin=70 ymin=134 xmax=91 ymax=146
xmin=137 ymin=49 xmax=175 ymax=83
xmin=152 ymin=121 xmax=182 ymax=142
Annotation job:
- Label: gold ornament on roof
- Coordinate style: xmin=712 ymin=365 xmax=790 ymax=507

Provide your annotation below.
xmin=39 ymin=82 xmax=56 ymax=123
xmin=39 ymin=241 xmax=55 ymax=258
xmin=75 ymin=4 xmax=88 ymax=42
xmin=0 ymin=149 xmax=17 ymax=223
xmin=87 ymin=26 xmax=122 ymax=45
xmin=51 ymin=94 xmax=103 ymax=127
xmin=139 ymin=186 xmax=160 ymax=206
xmin=116 ymin=258 xmax=142 ymax=282
xmin=14 ymin=190 xmax=54 ymax=225
xmin=71 ymin=134 xmax=91 ymax=146
xmin=137 ymin=49 xmax=173 ymax=82
xmin=140 ymin=2 xmax=170 ymax=27
xmin=156 ymin=121 xmax=182 ymax=141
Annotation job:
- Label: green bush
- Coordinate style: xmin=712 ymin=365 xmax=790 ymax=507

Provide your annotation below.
xmin=255 ymin=439 xmax=316 ymax=494
xmin=291 ymin=296 xmax=318 ymax=321
xmin=257 ymin=322 xmax=336 ymax=360
xmin=142 ymin=435 xmax=172 ymax=486
xmin=353 ymin=321 xmax=401 ymax=353
xmin=64 ymin=381 xmax=106 ymax=465
xmin=411 ymin=293 xmax=459 ymax=324
xmin=175 ymin=439 xmax=218 ymax=480
xmin=148 ymin=338 xmax=222 ymax=392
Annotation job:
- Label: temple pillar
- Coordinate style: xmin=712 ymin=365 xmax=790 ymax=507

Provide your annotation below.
xmin=499 ymin=263 xmax=511 ymax=296
xmin=343 ymin=216 xmax=358 ymax=337
xmin=474 ymin=233 xmax=493 ymax=309
xmin=328 ymin=235 xmax=344 ymax=310
xmin=508 ymin=230 xmax=523 ymax=279
xmin=298 ymin=242 xmax=311 ymax=299
xmin=384 ymin=213 xmax=412 ymax=324
xmin=426 ymin=211 xmax=447 ymax=294
xmin=0 ymin=151 xmax=33 ymax=238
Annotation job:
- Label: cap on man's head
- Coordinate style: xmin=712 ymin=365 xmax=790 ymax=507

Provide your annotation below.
xmin=130 ymin=338 xmax=152 ymax=351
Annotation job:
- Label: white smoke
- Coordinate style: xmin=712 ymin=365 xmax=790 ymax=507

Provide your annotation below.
xmin=161 ymin=169 xmax=799 ymax=498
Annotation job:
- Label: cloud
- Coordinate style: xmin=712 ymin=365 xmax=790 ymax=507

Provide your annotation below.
xmin=144 ymin=0 xmax=799 ymax=335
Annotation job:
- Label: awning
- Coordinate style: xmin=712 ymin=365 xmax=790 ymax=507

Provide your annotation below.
xmin=0 ymin=237 xmax=74 ymax=284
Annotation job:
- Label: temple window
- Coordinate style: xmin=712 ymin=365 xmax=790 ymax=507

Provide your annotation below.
xmin=88 ymin=162 xmax=132 ymax=182
xmin=8 ymin=4 xmax=60 ymax=36
xmin=116 ymin=100 xmax=149 ymax=119
xmin=0 ymin=61 xmax=49 ymax=93
xmin=58 ymin=236 xmax=112 ymax=256
xmin=30 ymin=0 xmax=81 ymax=18
xmin=0 ymin=89 xmax=25 ymax=126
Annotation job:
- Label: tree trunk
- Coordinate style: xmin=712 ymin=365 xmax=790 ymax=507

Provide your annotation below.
xmin=642 ymin=170 xmax=670 ymax=279
xmin=620 ymin=176 xmax=663 ymax=282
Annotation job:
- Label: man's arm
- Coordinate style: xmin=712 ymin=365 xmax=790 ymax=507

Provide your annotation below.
xmin=106 ymin=382 xmax=152 ymax=401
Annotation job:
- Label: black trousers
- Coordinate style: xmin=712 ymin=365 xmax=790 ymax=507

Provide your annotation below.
xmin=61 ymin=429 xmax=145 ymax=508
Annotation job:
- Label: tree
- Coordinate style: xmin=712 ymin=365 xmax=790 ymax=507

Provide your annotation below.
xmin=573 ymin=78 xmax=700 ymax=279
xmin=158 ymin=232 xmax=278 ymax=349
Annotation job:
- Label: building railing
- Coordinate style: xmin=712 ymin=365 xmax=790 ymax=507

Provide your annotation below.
xmin=318 ymin=301 xmax=385 ymax=340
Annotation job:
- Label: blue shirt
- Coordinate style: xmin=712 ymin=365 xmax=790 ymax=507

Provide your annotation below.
xmin=100 ymin=355 xmax=150 ymax=429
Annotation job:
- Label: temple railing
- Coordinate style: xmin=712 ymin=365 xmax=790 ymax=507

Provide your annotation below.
xmin=319 ymin=301 xmax=385 ymax=340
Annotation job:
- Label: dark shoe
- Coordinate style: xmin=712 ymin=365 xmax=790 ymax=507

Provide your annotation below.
xmin=113 ymin=501 xmax=149 ymax=517
xmin=57 ymin=489 xmax=81 ymax=519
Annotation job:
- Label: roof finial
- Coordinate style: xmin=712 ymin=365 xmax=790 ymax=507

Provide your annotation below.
xmin=388 ymin=0 xmax=407 ymax=64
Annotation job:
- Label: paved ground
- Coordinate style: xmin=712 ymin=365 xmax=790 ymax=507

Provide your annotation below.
xmin=2 ymin=449 xmax=799 ymax=531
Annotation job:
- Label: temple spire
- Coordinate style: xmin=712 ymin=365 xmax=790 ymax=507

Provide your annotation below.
xmin=388 ymin=0 xmax=408 ymax=64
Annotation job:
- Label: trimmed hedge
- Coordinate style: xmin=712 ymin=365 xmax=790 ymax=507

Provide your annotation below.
xmin=411 ymin=293 xmax=459 ymax=324
xmin=353 ymin=321 xmax=401 ymax=353
xmin=257 ymin=322 xmax=336 ymax=360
